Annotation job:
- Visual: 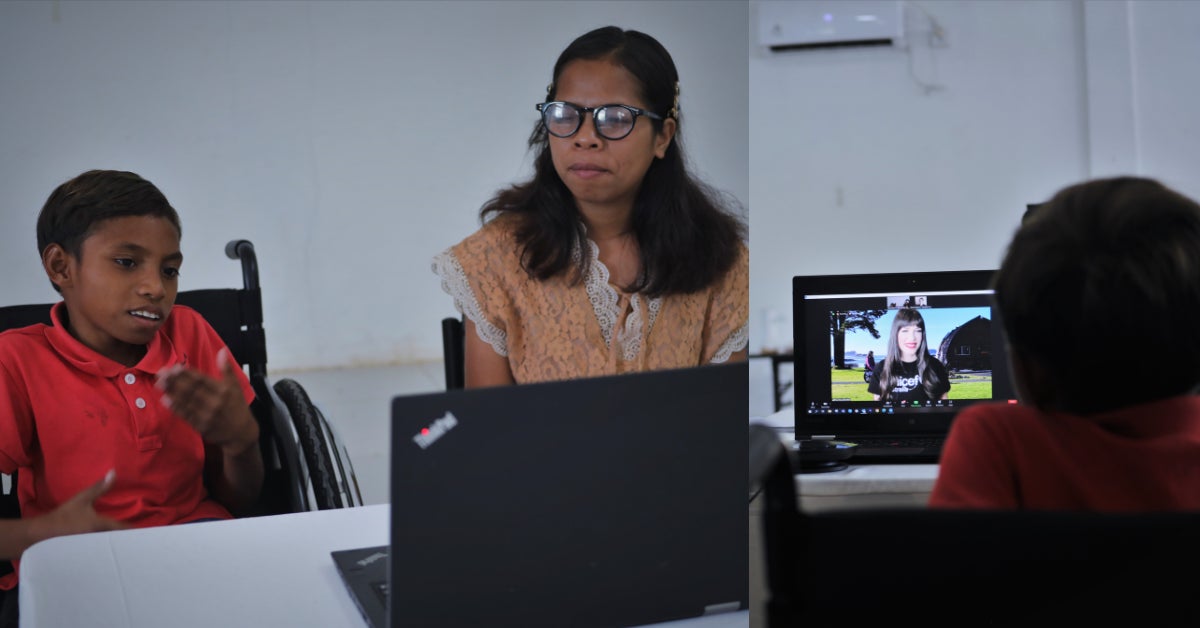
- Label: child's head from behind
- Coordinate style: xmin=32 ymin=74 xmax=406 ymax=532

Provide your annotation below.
xmin=995 ymin=176 xmax=1200 ymax=414
xmin=37 ymin=170 xmax=183 ymax=363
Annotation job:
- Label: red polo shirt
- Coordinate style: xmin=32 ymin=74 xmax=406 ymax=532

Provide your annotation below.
xmin=930 ymin=396 xmax=1200 ymax=511
xmin=0 ymin=302 xmax=255 ymax=589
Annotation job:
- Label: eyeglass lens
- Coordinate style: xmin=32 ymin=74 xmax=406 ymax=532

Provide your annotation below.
xmin=543 ymin=103 xmax=637 ymax=140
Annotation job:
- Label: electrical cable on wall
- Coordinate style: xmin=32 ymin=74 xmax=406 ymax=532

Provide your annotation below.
xmin=903 ymin=1 xmax=948 ymax=94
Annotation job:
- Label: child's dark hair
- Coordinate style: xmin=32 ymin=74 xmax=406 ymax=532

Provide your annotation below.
xmin=479 ymin=25 xmax=745 ymax=297
xmin=37 ymin=170 xmax=181 ymax=292
xmin=994 ymin=176 xmax=1200 ymax=414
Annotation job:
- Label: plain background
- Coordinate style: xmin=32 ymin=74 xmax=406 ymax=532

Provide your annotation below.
xmin=0 ymin=0 xmax=749 ymax=370
xmin=749 ymin=0 xmax=1200 ymax=357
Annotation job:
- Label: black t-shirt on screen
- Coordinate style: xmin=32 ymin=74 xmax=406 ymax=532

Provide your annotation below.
xmin=867 ymin=356 xmax=950 ymax=402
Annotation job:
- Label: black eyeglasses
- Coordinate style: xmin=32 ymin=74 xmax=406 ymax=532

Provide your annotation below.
xmin=536 ymin=101 xmax=663 ymax=141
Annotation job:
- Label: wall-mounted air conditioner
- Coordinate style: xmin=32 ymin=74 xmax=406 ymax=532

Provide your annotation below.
xmin=758 ymin=0 xmax=905 ymax=51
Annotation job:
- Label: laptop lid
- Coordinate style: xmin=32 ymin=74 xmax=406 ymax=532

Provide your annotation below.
xmin=792 ymin=270 xmax=1016 ymax=456
xmin=331 ymin=545 xmax=388 ymax=628
xmin=388 ymin=362 xmax=748 ymax=628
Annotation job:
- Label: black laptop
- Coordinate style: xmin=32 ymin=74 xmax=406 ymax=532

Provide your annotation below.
xmin=791 ymin=270 xmax=1016 ymax=463
xmin=333 ymin=362 xmax=748 ymax=628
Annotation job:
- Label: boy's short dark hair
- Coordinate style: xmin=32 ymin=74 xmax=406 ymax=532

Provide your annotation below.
xmin=37 ymin=170 xmax=182 ymax=292
xmin=37 ymin=169 xmax=181 ymax=257
xmin=994 ymin=176 xmax=1200 ymax=414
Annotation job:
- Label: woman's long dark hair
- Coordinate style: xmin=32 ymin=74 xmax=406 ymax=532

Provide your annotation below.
xmin=879 ymin=308 xmax=944 ymax=401
xmin=479 ymin=26 xmax=745 ymax=297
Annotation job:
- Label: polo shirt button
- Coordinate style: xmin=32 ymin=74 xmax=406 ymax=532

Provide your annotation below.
xmin=135 ymin=397 xmax=147 ymax=409
xmin=124 ymin=373 xmax=136 ymax=385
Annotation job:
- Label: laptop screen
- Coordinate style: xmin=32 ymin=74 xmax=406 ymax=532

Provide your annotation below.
xmin=792 ymin=270 xmax=1018 ymax=437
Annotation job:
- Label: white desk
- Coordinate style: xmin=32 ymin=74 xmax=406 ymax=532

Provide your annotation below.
xmin=752 ymin=408 xmax=939 ymax=512
xmin=18 ymin=504 xmax=747 ymax=628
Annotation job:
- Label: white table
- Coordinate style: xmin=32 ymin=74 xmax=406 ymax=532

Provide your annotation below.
xmin=752 ymin=408 xmax=939 ymax=512
xmin=19 ymin=504 xmax=747 ymax=628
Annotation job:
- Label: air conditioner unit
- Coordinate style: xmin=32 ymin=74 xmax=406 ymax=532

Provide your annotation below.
xmin=758 ymin=0 xmax=905 ymax=51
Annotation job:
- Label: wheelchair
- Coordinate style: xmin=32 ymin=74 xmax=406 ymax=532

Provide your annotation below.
xmin=0 ymin=239 xmax=362 ymax=563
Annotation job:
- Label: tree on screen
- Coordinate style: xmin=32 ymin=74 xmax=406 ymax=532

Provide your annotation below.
xmin=829 ymin=310 xmax=887 ymax=369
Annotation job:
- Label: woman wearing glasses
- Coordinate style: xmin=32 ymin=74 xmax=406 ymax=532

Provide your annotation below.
xmin=432 ymin=26 xmax=747 ymax=387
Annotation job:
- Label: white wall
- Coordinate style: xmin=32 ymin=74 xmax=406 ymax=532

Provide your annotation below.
xmin=748 ymin=0 xmax=1200 ymax=355
xmin=1116 ymin=1 xmax=1200 ymax=188
xmin=0 ymin=0 xmax=749 ymax=371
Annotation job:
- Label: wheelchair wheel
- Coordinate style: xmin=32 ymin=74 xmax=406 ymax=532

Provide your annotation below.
xmin=273 ymin=378 xmax=343 ymax=510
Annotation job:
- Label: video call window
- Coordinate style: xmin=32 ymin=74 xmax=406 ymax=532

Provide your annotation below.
xmin=798 ymin=288 xmax=1017 ymax=417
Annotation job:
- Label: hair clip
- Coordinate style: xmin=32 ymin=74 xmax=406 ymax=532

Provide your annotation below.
xmin=546 ymin=83 xmax=554 ymax=95
xmin=668 ymin=81 xmax=680 ymax=119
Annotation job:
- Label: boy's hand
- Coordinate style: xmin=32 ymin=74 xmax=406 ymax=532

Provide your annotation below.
xmin=156 ymin=349 xmax=259 ymax=455
xmin=30 ymin=470 xmax=128 ymax=546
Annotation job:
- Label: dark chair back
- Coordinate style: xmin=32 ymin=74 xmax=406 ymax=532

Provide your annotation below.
xmin=0 ymin=304 xmax=52 ymax=329
xmin=750 ymin=424 xmax=1200 ymax=626
xmin=175 ymin=289 xmax=266 ymax=380
xmin=441 ymin=316 xmax=465 ymax=390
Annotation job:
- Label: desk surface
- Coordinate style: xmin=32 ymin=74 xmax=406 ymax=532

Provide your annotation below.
xmin=752 ymin=408 xmax=939 ymax=510
xmin=19 ymin=504 xmax=747 ymax=628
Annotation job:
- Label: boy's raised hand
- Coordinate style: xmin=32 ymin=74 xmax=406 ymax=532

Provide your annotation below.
xmin=156 ymin=348 xmax=259 ymax=454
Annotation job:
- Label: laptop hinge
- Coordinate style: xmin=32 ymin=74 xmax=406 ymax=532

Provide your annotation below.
xmin=811 ymin=435 xmax=836 ymax=440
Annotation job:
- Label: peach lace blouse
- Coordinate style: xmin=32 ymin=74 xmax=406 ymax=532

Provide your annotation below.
xmin=431 ymin=215 xmax=749 ymax=384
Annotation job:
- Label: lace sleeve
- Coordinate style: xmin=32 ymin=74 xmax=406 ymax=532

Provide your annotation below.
xmin=704 ymin=243 xmax=750 ymax=364
xmin=431 ymin=248 xmax=509 ymax=357
xmin=710 ymin=322 xmax=749 ymax=363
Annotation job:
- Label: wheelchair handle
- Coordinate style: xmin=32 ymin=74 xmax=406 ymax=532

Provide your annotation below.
xmin=224 ymin=239 xmax=260 ymax=291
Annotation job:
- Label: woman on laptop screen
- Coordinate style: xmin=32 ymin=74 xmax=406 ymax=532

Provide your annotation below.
xmin=432 ymin=26 xmax=748 ymax=387
xmin=868 ymin=308 xmax=950 ymax=403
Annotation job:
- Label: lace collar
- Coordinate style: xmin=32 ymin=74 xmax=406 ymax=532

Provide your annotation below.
xmin=573 ymin=237 xmax=662 ymax=361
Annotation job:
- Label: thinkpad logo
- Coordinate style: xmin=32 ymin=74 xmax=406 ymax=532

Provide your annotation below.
xmin=356 ymin=551 xmax=387 ymax=568
xmin=413 ymin=412 xmax=458 ymax=449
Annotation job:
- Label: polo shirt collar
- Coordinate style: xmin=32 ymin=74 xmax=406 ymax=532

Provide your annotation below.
xmin=46 ymin=302 xmax=180 ymax=378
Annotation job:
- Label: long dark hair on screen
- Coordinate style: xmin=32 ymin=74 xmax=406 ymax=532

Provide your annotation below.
xmin=879 ymin=308 xmax=944 ymax=400
xmin=478 ymin=26 xmax=744 ymax=298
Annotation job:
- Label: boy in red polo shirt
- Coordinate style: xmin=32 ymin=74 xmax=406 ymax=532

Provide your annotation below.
xmin=0 ymin=170 xmax=263 ymax=600
xmin=930 ymin=177 xmax=1200 ymax=510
